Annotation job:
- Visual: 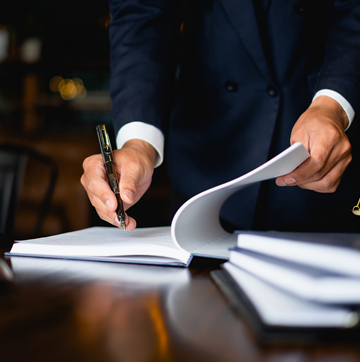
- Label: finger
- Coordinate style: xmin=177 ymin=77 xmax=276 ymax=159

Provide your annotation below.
xmin=122 ymin=214 xmax=137 ymax=231
xmin=292 ymin=157 xmax=349 ymax=193
xmin=290 ymin=140 xmax=334 ymax=184
xmin=82 ymin=159 xmax=119 ymax=212
xmin=292 ymin=153 xmax=351 ymax=193
xmin=276 ymin=130 xmax=336 ymax=187
xmin=277 ymin=139 xmax=350 ymax=188
xmin=96 ymin=209 xmax=119 ymax=227
xmin=90 ymin=193 xmax=119 ymax=224
xmin=118 ymin=162 xmax=145 ymax=205
xmin=111 ymin=213 xmax=137 ymax=231
xmin=97 ymin=207 xmax=137 ymax=231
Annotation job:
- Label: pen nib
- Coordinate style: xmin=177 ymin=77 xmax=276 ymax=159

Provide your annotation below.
xmin=119 ymin=217 xmax=126 ymax=231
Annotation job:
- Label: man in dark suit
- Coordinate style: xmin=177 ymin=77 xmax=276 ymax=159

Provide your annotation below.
xmin=81 ymin=0 xmax=360 ymax=232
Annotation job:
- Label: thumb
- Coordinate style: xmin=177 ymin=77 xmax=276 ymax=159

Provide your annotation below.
xmin=119 ymin=173 xmax=137 ymax=206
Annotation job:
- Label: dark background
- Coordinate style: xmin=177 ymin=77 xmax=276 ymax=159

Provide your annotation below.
xmin=0 ymin=0 xmax=170 ymax=238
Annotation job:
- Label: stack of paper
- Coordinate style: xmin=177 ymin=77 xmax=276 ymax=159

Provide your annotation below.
xmin=220 ymin=232 xmax=360 ymax=329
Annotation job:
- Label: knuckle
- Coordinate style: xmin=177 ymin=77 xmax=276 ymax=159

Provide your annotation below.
xmin=87 ymin=179 xmax=97 ymax=193
xmin=100 ymin=191 xmax=111 ymax=204
xmin=82 ymin=154 xmax=102 ymax=170
xmin=312 ymin=170 xmax=326 ymax=182
xmin=344 ymin=140 xmax=352 ymax=154
xmin=327 ymin=127 xmax=342 ymax=143
xmin=320 ymin=178 xmax=337 ymax=193
xmin=82 ymin=156 xmax=92 ymax=170
xmin=312 ymin=156 xmax=326 ymax=171
xmin=346 ymin=153 xmax=352 ymax=166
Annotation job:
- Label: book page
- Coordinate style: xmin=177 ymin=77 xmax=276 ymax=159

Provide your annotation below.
xmin=224 ymin=263 xmax=358 ymax=328
xmin=230 ymin=250 xmax=360 ymax=304
xmin=237 ymin=233 xmax=360 ymax=277
xmin=11 ymin=226 xmax=191 ymax=264
xmin=171 ymin=143 xmax=310 ymax=258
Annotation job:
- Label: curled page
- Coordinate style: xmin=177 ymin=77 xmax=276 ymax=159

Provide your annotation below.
xmin=171 ymin=142 xmax=310 ymax=258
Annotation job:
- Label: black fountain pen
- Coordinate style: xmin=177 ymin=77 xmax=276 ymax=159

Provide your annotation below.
xmin=96 ymin=124 xmax=126 ymax=230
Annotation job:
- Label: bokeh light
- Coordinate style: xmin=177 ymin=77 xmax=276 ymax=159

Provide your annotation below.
xmin=49 ymin=76 xmax=87 ymax=100
xmin=75 ymin=85 xmax=87 ymax=99
xmin=49 ymin=76 xmax=63 ymax=92
xmin=73 ymin=78 xmax=83 ymax=86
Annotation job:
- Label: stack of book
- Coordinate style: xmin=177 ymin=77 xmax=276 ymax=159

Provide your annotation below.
xmin=211 ymin=231 xmax=360 ymax=344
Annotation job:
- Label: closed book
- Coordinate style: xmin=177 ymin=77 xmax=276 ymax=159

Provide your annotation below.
xmin=229 ymin=247 xmax=360 ymax=304
xmin=211 ymin=265 xmax=360 ymax=345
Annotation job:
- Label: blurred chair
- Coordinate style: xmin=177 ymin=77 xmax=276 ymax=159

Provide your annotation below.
xmin=0 ymin=144 xmax=57 ymax=237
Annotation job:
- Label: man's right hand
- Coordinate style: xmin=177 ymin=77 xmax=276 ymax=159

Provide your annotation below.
xmin=81 ymin=139 xmax=157 ymax=231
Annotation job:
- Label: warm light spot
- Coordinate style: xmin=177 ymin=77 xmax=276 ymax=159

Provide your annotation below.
xmin=51 ymin=76 xmax=87 ymax=100
xmin=49 ymin=76 xmax=63 ymax=92
xmin=98 ymin=13 xmax=112 ymax=29
xmin=75 ymin=84 xmax=87 ymax=99
xmin=73 ymin=78 xmax=83 ymax=86
xmin=59 ymin=79 xmax=77 ymax=100
xmin=146 ymin=294 xmax=170 ymax=359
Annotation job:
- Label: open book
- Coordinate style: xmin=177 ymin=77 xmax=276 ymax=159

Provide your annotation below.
xmin=7 ymin=143 xmax=309 ymax=267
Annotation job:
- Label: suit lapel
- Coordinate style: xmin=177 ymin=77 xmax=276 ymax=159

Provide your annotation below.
xmin=219 ymin=0 xmax=273 ymax=83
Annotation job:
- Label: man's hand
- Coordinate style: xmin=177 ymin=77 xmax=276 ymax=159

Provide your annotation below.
xmin=276 ymin=96 xmax=352 ymax=193
xmin=81 ymin=139 xmax=157 ymax=230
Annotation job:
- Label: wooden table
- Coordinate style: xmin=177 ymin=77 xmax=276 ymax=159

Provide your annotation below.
xmin=1 ymin=234 xmax=360 ymax=362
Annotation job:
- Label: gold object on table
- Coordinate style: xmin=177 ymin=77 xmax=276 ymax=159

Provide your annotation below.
xmin=352 ymin=198 xmax=360 ymax=216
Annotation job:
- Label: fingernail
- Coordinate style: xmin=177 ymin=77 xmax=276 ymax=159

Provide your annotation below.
xmin=284 ymin=177 xmax=296 ymax=185
xmin=277 ymin=179 xmax=287 ymax=187
xmin=124 ymin=190 xmax=134 ymax=203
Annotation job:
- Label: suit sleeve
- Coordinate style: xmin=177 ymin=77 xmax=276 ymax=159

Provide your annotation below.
xmin=315 ymin=1 xmax=360 ymax=115
xmin=108 ymin=0 xmax=181 ymax=136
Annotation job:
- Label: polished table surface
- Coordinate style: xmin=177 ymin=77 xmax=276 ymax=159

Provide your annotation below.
xmin=1 ymin=234 xmax=360 ymax=362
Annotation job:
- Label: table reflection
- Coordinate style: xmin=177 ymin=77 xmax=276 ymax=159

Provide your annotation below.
xmin=2 ymin=256 xmax=360 ymax=361
xmin=1 ymin=257 xmax=191 ymax=362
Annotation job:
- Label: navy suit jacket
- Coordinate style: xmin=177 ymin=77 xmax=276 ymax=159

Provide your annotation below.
xmin=109 ymin=0 xmax=360 ymax=230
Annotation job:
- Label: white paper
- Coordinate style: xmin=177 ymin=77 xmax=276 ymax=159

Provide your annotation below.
xmin=223 ymin=262 xmax=358 ymax=328
xmin=230 ymin=251 xmax=360 ymax=304
xmin=172 ymin=142 xmax=309 ymax=258
xmin=11 ymin=226 xmax=190 ymax=265
xmin=237 ymin=233 xmax=360 ymax=277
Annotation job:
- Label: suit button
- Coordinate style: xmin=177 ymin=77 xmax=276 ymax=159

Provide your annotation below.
xmin=293 ymin=2 xmax=306 ymax=14
xmin=224 ymin=81 xmax=238 ymax=92
xmin=267 ymin=85 xmax=278 ymax=97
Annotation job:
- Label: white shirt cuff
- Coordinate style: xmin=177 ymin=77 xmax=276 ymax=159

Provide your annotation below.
xmin=116 ymin=121 xmax=164 ymax=168
xmin=313 ymin=89 xmax=355 ymax=131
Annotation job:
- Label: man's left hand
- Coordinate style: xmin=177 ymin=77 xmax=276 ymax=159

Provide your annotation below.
xmin=276 ymin=96 xmax=352 ymax=193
